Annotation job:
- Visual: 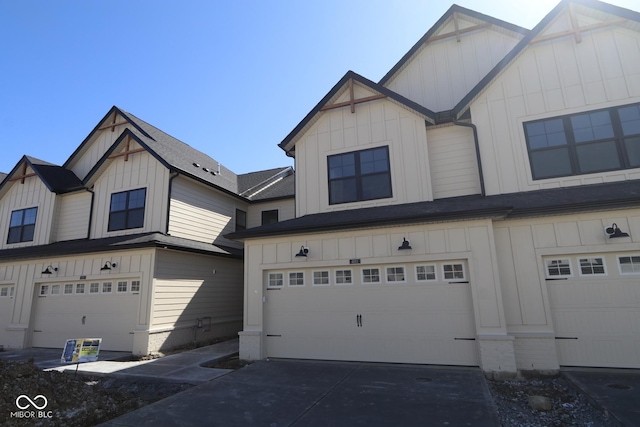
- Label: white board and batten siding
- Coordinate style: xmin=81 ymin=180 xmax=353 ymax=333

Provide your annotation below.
xmin=471 ymin=10 xmax=640 ymax=196
xmin=295 ymin=86 xmax=432 ymax=217
xmin=52 ymin=191 xmax=91 ymax=242
xmin=384 ymin=15 xmax=524 ymax=112
xmin=66 ymin=122 xmax=128 ymax=181
xmin=168 ymin=176 xmax=245 ymax=248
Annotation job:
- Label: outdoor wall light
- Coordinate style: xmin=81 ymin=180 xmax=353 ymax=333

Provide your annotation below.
xmin=295 ymin=246 xmax=309 ymax=257
xmin=41 ymin=265 xmax=58 ymax=275
xmin=398 ymin=238 xmax=412 ymax=250
xmin=100 ymin=261 xmax=118 ymax=271
xmin=605 ymin=223 xmax=630 ymax=238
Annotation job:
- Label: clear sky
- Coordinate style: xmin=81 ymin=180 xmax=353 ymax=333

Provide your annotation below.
xmin=1 ymin=0 xmax=638 ymax=175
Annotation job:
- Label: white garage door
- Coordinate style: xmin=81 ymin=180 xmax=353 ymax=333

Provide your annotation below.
xmin=264 ymin=261 xmax=478 ymax=366
xmin=547 ymin=254 xmax=640 ymax=368
xmin=32 ymin=280 xmax=141 ymax=352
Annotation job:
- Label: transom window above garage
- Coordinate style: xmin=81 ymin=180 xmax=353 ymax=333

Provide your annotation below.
xmin=579 ymin=257 xmax=606 ymax=276
xmin=545 ymin=259 xmax=572 ymax=278
xmin=39 ymin=281 xmax=140 ymax=296
xmin=618 ymin=255 xmax=640 ymax=274
xmin=416 ymin=264 xmax=437 ymax=281
xmin=335 ymin=270 xmax=353 ymax=285
xmin=313 ymin=271 xmax=330 ymax=286
xmin=288 ymin=272 xmax=304 ymax=287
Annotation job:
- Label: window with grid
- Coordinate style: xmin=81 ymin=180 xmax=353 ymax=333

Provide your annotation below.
xmin=117 ymin=281 xmax=128 ymax=292
xmin=362 ymin=268 xmax=381 ymax=284
xmin=524 ymin=103 xmax=640 ymax=180
xmin=7 ymin=207 xmax=37 ymax=244
xmin=267 ymin=273 xmax=284 ymax=288
xmin=76 ymin=283 xmax=85 ymax=294
xmin=40 ymin=285 xmax=49 ymax=296
xmin=579 ymin=257 xmax=606 ymax=276
xmin=90 ymin=283 xmax=100 ymax=293
xmin=64 ymin=284 xmax=74 ymax=294
xmin=288 ymin=272 xmax=304 ymax=287
xmin=443 ymin=263 xmax=466 ymax=281
xmin=386 ymin=266 xmax=406 ymax=283
xmin=545 ymin=259 xmax=572 ymax=278
xmin=131 ymin=280 xmax=141 ymax=292
xmin=51 ymin=284 xmax=60 ymax=295
xmin=313 ymin=271 xmax=330 ymax=286
xmin=335 ymin=270 xmax=352 ymax=285
xmin=328 ymin=146 xmax=392 ymax=204
xmin=0 ymin=286 xmax=13 ymax=297
xmin=619 ymin=255 xmax=640 ymax=274
xmin=416 ymin=265 xmax=437 ymax=281
xmin=102 ymin=282 xmax=112 ymax=293
xmin=108 ymin=188 xmax=146 ymax=231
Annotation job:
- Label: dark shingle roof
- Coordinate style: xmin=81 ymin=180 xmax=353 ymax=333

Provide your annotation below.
xmin=249 ymin=172 xmax=295 ymax=201
xmin=0 ymin=156 xmax=83 ymax=195
xmin=238 ymin=167 xmax=290 ymax=194
xmin=238 ymin=166 xmax=295 ymax=201
xmin=226 ymin=181 xmax=640 ymax=239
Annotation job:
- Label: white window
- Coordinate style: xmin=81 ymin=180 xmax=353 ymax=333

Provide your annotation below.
xmin=288 ymin=272 xmax=304 ymax=287
xmin=117 ymin=281 xmax=128 ymax=293
xmin=40 ymin=285 xmax=49 ymax=296
xmin=362 ymin=268 xmax=381 ymax=284
xmin=131 ymin=280 xmax=141 ymax=292
xmin=102 ymin=282 xmax=112 ymax=293
xmin=335 ymin=270 xmax=352 ymax=285
xmin=90 ymin=282 xmax=100 ymax=294
xmin=386 ymin=266 xmax=406 ymax=283
xmin=64 ymin=284 xmax=74 ymax=294
xmin=443 ymin=263 xmax=466 ymax=281
xmin=578 ymin=257 xmax=606 ymax=276
xmin=267 ymin=273 xmax=284 ymax=289
xmin=76 ymin=283 xmax=85 ymax=294
xmin=0 ymin=286 xmax=12 ymax=297
xmin=51 ymin=284 xmax=60 ymax=295
xmin=618 ymin=255 xmax=640 ymax=274
xmin=545 ymin=259 xmax=572 ymax=278
xmin=416 ymin=265 xmax=437 ymax=281
xmin=313 ymin=271 xmax=330 ymax=286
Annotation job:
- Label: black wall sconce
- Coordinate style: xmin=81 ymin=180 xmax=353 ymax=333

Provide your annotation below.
xmin=100 ymin=261 xmax=118 ymax=271
xmin=41 ymin=265 xmax=58 ymax=275
xmin=605 ymin=223 xmax=630 ymax=238
xmin=398 ymin=238 xmax=412 ymax=250
xmin=295 ymin=246 xmax=309 ymax=257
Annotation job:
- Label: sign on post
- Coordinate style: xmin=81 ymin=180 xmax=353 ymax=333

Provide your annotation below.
xmin=61 ymin=338 xmax=102 ymax=364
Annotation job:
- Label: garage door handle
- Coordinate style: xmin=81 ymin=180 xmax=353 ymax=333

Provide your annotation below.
xmin=555 ymin=337 xmax=578 ymax=340
xmin=33 ymin=330 xmax=42 ymax=333
xmin=356 ymin=314 xmax=362 ymax=327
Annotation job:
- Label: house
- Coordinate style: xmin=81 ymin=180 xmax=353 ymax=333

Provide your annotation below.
xmin=0 ymin=106 xmax=294 ymax=355
xmin=227 ymin=0 xmax=640 ymax=377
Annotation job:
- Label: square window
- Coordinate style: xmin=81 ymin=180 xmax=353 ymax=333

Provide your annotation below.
xmin=40 ymin=285 xmax=49 ymax=295
xmin=90 ymin=283 xmax=100 ymax=293
xmin=313 ymin=271 xmax=330 ymax=286
xmin=545 ymin=259 xmax=572 ymax=278
xmin=51 ymin=284 xmax=60 ymax=295
xmin=261 ymin=210 xmax=279 ymax=225
xmin=102 ymin=282 xmax=112 ymax=293
xmin=335 ymin=270 xmax=352 ymax=285
xmin=267 ymin=273 xmax=284 ymax=288
xmin=386 ymin=266 xmax=406 ymax=283
xmin=76 ymin=283 xmax=85 ymax=294
xmin=362 ymin=268 xmax=381 ymax=284
xmin=117 ymin=281 xmax=128 ymax=292
xmin=443 ymin=263 xmax=466 ymax=281
xmin=64 ymin=284 xmax=74 ymax=294
xmin=618 ymin=255 xmax=640 ymax=274
xmin=108 ymin=189 xmax=146 ymax=231
xmin=288 ymin=272 xmax=304 ymax=287
xmin=416 ymin=265 xmax=437 ymax=281
xmin=579 ymin=257 xmax=606 ymax=276
xmin=131 ymin=280 xmax=140 ymax=292
xmin=328 ymin=147 xmax=392 ymax=205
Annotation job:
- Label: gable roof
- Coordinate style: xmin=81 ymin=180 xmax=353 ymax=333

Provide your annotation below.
xmin=379 ymin=4 xmax=530 ymax=87
xmin=279 ymin=71 xmax=437 ymax=154
xmin=0 ymin=155 xmax=83 ymax=196
xmin=238 ymin=166 xmax=295 ymax=201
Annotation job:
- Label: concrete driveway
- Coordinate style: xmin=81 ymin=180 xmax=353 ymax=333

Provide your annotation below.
xmin=100 ymin=359 xmax=499 ymax=426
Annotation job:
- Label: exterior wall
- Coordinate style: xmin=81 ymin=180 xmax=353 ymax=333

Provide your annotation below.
xmin=148 ymin=249 xmax=243 ymax=353
xmin=51 ymin=191 xmax=91 ymax=242
xmin=295 ymin=88 xmax=432 ymax=216
xmin=472 ymin=15 xmax=640 ymax=195
xmin=246 ymin=198 xmax=295 ymax=228
xmin=168 ymin=176 xmax=245 ymax=248
xmin=426 ymin=125 xmax=481 ymax=198
xmin=90 ymin=149 xmax=169 ymax=239
xmin=239 ymin=219 xmax=514 ymax=374
xmin=384 ymin=16 xmax=523 ymax=112
xmin=0 ymin=249 xmax=155 ymax=351
xmin=0 ymin=174 xmax=56 ymax=250
xmin=66 ymin=122 xmax=127 ymax=181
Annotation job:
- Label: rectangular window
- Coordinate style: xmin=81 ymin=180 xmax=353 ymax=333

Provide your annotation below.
xmin=443 ymin=263 xmax=466 ymax=281
xmin=335 ymin=270 xmax=352 ymax=285
xmin=64 ymin=284 xmax=74 ymax=294
xmin=90 ymin=282 xmax=100 ymax=293
xmin=267 ymin=273 xmax=284 ymax=288
xmin=131 ymin=280 xmax=141 ymax=292
xmin=579 ymin=257 xmax=606 ymax=276
xmin=0 ymin=287 xmax=9 ymax=297
xmin=7 ymin=207 xmax=38 ymax=244
xmin=386 ymin=266 xmax=406 ymax=283
xmin=261 ymin=210 xmax=279 ymax=225
xmin=524 ymin=102 xmax=640 ymax=180
xmin=108 ymin=188 xmax=146 ymax=231
xmin=51 ymin=284 xmax=60 ymax=295
xmin=416 ymin=265 xmax=437 ymax=281
xmin=312 ymin=271 xmax=330 ymax=286
xmin=76 ymin=283 xmax=85 ymax=294
xmin=328 ymin=146 xmax=392 ymax=204
xmin=545 ymin=259 xmax=572 ymax=278
xmin=362 ymin=268 xmax=381 ymax=284
xmin=236 ymin=209 xmax=247 ymax=231
xmin=102 ymin=282 xmax=112 ymax=293
xmin=40 ymin=285 xmax=49 ymax=296
xmin=288 ymin=272 xmax=304 ymax=287
xmin=618 ymin=255 xmax=640 ymax=274
xmin=117 ymin=281 xmax=128 ymax=292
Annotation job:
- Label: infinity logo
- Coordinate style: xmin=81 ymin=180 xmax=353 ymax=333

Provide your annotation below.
xmin=16 ymin=395 xmax=48 ymax=410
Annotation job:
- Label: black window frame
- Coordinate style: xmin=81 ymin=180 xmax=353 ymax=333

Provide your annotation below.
xmin=327 ymin=146 xmax=392 ymax=205
xmin=7 ymin=207 xmax=38 ymax=244
xmin=235 ymin=209 xmax=247 ymax=231
xmin=261 ymin=209 xmax=278 ymax=225
xmin=524 ymin=102 xmax=640 ymax=180
xmin=108 ymin=188 xmax=147 ymax=232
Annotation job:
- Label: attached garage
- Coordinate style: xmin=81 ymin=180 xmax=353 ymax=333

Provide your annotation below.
xmin=31 ymin=279 xmax=141 ymax=351
xmin=547 ymin=253 xmax=640 ymax=369
xmin=264 ymin=260 xmax=479 ymax=366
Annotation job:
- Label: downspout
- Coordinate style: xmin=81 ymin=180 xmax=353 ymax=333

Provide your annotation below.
xmin=166 ymin=171 xmax=180 ymax=234
xmin=86 ymin=187 xmax=95 ymax=238
xmin=452 ymin=119 xmax=486 ymax=196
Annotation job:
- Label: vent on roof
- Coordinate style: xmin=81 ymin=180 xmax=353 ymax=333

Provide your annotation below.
xmin=203 ymin=167 xmax=210 ymax=172
xmin=192 ymin=162 xmax=200 ymax=167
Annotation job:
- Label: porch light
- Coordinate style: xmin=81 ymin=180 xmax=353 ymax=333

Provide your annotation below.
xmin=605 ymin=223 xmax=630 ymax=238
xmin=41 ymin=265 xmax=58 ymax=275
xmin=100 ymin=261 xmax=118 ymax=271
xmin=295 ymin=246 xmax=309 ymax=257
xmin=398 ymin=238 xmax=412 ymax=250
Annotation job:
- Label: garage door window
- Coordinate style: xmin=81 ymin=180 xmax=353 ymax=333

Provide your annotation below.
xmin=362 ymin=268 xmax=381 ymax=284
xmin=443 ymin=263 xmax=466 ymax=281
xmin=386 ymin=266 xmax=406 ymax=283
xmin=76 ymin=283 xmax=85 ymax=294
xmin=90 ymin=283 xmax=99 ymax=293
xmin=40 ymin=285 xmax=49 ymax=296
xmin=102 ymin=282 xmax=112 ymax=293
xmin=416 ymin=265 xmax=437 ymax=281
xmin=117 ymin=281 xmax=128 ymax=293
xmin=288 ymin=272 xmax=304 ymax=287
xmin=545 ymin=259 xmax=572 ymax=278
xmin=64 ymin=284 xmax=74 ymax=294
xmin=0 ymin=286 xmax=14 ymax=298
xmin=579 ymin=257 xmax=606 ymax=276
xmin=618 ymin=255 xmax=640 ymax=274
xmin=268 ymin=273 xmax=284 ymax=288
xmin=313 ymin=271 xmax=330 ymax=286
xmin=335 ymin=270 xmax=353 ymax=285
xmin=51 ymin=285 xmax=60 ymax=295
xmin=131 ymin=280 xmax=141 ymax=293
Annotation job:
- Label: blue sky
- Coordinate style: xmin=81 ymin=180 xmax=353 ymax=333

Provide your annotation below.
xmin=1 ymin=0 xmax=638 ymax=175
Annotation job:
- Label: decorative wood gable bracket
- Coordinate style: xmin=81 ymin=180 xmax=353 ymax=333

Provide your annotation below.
xmin=108 ymin=135 xmax=146 ymax=162
xmin=98 ymin=112 xmax=128 ymax=132
xmin=8 ymin=163 xmax=36 ymax=184
xmin=532 ymin=4 xmax=627 ymax=44
xmin=427 ymin=12 xmax=491 ymax=44
xmin=320 ymin=78 xmax=386 ymax=114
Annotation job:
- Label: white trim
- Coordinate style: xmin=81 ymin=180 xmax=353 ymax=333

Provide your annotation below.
xmin=385 ymin=265 xmax=407 ymax=283
xmin=415 ymin=264 xmax=437 ymax=282
xmin=361 ymin=266 xmax=381 ymax=284
xmin=577 ymin=256 xmax=607 ymax=277
xmin=617 ymin=254 xmax=640 ymax=275
xmin=312 ymin=270 xmax=330 ymax=286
